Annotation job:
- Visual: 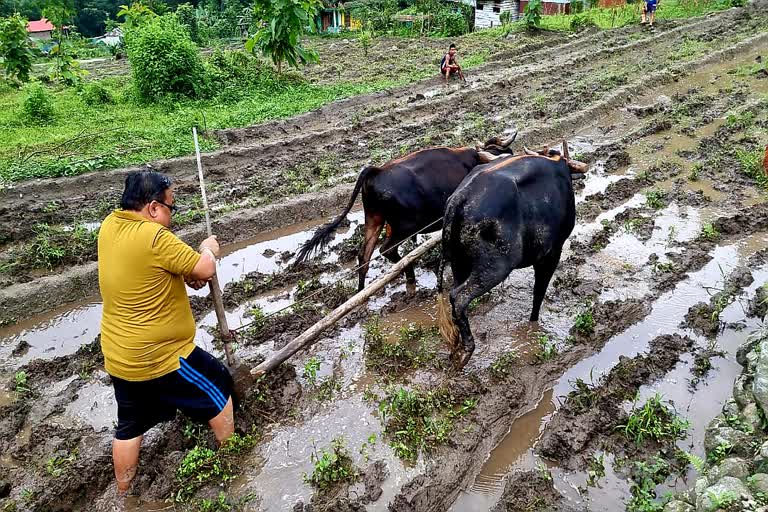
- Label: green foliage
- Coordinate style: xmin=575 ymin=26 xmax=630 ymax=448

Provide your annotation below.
xmin=126 ymin=14 xmax=207 ymax=101
xmin=725 ymin=110 xmax=755 ymax=130
xmin=570 ymin=12 xmax=595 ymax=31
xmin=626 ymin=456 xmax=671 ymax=512
xmin=0 ymin=14 xmax=35 ymax=84
xmin=175 ymin=433 xmax=255 ymax=502
xmin=0 ymin=223 xmax=98 ymax=273
xmin=358 ymin=30 xmax=371 ymax=57
xmin=45 ymin=449 xmax=78 ymax=477
xmin=303 ymin=357 xmax=321 ymax=386
xmin=303 ymin=437 xmax=358 ymax=491
xmin=79 ymin=82 xmax=115 ymax=106
xmin=21 ymin=83 xmax=56 ymax=125
xmin=117 ymin=1 xmax=157 ymax=29
xmin=378 ymin=387 xmax=475 ymax=461
xmin=364 ymin=317 xmax=440 ymax=374
xmin=736 ymin=148 xmax=766 ymax=190
xmin=574 ymin=303 xmax=595 ymax=335
xmin=677 ymin=450 xmax=705 ymax=472
xmin=246 ymin=0 xmax=321 ymax=73
xmin=523 ymin=0 xmax=542 ymax=30
xmin=489 ymin=350 xmax=519 ymax=378
xmin=688 ymin=163 xmax=702 ymax=181
xmin=701 ymin=222 xmax=720 ymax=241
xmin=347 ymin=0 xmax=397 ymax=32
xmin=535 ymin=332 xmax=558 ymax=361
xmin=617 ymin=394 xmax=689 ymax=445
xmin=586 ymin=453 xmax=605 ymax=486
xmin=499 ymin=10 xmax=513 ymax=25
xmin=174 ymin=3 xmax=199 ymax=43
xmin=566 ymin=377 xmax=597 ymax=412
xmin=48 ymin=40 xmax=87 ymax=85
xmin=197 ymin=492 xmax=231 ymax=512
xmin=707 ymin=440 xmax=733 ymax=465
xmin=706 ymin=489 xmax=738 ymax=509
xmin=644 ymin=189 xmax=666 ymax=209
xmin=14 ymin=371 xmax=29 ymax=393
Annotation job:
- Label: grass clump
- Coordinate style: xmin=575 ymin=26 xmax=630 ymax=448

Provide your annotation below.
xmin=79 ymin=82 xmax=115 ymax=106
xmin=574 ymin=303 xmax=595 ymax=335
xmin=535 ymin=332 xmax=558 ymax=362
xmin=489 ymin=349 xmax=519 ymax=378
xmin=364 ymin=317 xmax=440 ymax=374
xmin=21 ymin=83 xmax=55 ymax=125
xmin=14 ymin=371 xmax=29 ymax=393
xmin=626 ymin=456 xmax=672 ymax=512
xmin=701 ymin=222 xmax=720 ymax=241
xmin=303 ymin=437 xmax=358 ymax=491
xmin=617 ymin=394 xmax=689 ymax=445
xmin=566 ymin=377 xmax=598 ymax=413
xmin=736 ymin=148 xmax=767 ymax=190
xmin=644 ymin=189 xmax=667 ymax=210
xmin=0 ymin=223 xmax=98 ymax=275
xmin=378 ymin=386 xmax=476 ymax=461
xmin=175 ymin=432 xmax=256 ymax=502
xmin=302 ymin=357 xmax=321 ymax=386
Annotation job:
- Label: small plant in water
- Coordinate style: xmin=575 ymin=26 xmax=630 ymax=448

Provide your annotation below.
xmin=14 ymin=371 xmax=29 ymax=393
xmin=574 ymin=303 xmax=595 ymax=335
xmin=45 ymin=449 xmax=78 ymax=477
xmin=303 ymin=357 xmax=321 ymax=386
xmin=586 ymin=452 xmax=606 ymax=487
xmin=535 ymin=332 xmax=558 ymax=361
xmin=645 ymin=189 xmax=666 ymax=210
xmin=701 ymin=223 xmax=720 ymax=241
xmin=304 ymin=437 xmax=358 ymax=491
xmin=617 ymin=393 xmax=689 ymax=445
xmin=490 ymin=350 xmax=519 ymax=377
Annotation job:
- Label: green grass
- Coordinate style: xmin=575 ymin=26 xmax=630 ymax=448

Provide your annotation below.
xmin=617 ymin=393 xmax=689 ymax=445
xmin=363 ymin=317 xmax=442 ymax=374
xmin=574 ymin=303 xmax=595 ymax=335
xmin=701 ymin=222 xmax=720 ymax=241
xmin=0 ymin=223 xmax=99 ymax=275
xmin=377 ymin=386 xmax=476 ymax=461
xmin=303 ymin=437 xmax=358 ymax=491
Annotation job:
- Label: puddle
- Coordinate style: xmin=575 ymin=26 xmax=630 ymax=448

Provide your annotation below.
xmin=451 ymin=232 xmax=768 ymax=510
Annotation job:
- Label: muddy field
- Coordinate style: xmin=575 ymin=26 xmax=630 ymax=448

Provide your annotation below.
xmin=2 ymin=5 xmax=768 ymax=512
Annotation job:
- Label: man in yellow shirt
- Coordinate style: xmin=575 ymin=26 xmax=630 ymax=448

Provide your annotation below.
xmin=97 ymin=171 xmax=234 ymax=506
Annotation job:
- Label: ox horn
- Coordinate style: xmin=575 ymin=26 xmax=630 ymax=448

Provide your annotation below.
xmin=500 ymin=129 xmax=518 ymax=148
xmin=562 ymin=140 xmax=570 ymax=161
xmin=523 ymin=147 xmax=540 ymax=156
xmin=478 ymin=151 xmax=502 ymax=163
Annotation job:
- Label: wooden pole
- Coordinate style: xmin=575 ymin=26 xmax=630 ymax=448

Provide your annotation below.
xmin=251 ymin=232 xmax=442 ymax=376
xmin=193 ymin=127 xmax=236 ymax=367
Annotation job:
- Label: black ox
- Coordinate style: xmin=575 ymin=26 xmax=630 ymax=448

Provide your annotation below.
xmin=295 ymin=133 xmax=518 ymax=290
xmin=437 ymin=146 xmax=587 ymax=369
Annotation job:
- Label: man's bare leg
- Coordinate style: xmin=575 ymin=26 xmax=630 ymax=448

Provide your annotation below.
xmin=209 ymin=397 xmax=235 ymax=445
xmin=444 ymin=69 xmax=450 ymax=82
xmin=113 ymin=436 xmax=142 ymax=494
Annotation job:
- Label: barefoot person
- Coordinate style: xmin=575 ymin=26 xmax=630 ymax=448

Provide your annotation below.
xmin=97 ymin=171 xmax=234 ymax=507
xmin=441 ymin=43 xmax=465 ymax=82
xmin=641 ymin=0 xmax=658 ymax=27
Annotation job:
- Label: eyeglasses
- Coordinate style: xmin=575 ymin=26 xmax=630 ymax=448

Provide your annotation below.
xmin=155 ymin=200 xmax=179 ymax=215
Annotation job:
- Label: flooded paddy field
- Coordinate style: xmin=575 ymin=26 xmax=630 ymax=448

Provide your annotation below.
xmin=1 ymin=5 xmax=768 ymax=511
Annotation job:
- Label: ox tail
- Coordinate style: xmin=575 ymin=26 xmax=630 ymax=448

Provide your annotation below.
xmin=436 ymin=200 xmax=460 ymax=351
xmin=295 ymin=165 xmax=378 ymax=264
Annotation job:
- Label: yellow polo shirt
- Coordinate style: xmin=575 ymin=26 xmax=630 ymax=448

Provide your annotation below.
xmin=98 ymin=210 xmax=201 ymax=381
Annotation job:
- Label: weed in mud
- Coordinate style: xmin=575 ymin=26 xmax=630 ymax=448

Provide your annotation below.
xmin=586 ymin=453 xmax=606 ymax=487
xmin=304 ymin=437 xmax=358 ymax=491
xmin=736 ymin=148 xmax=767 ymax=190
xmin=688 ymin=163 xmax=702 ymax=181
xmin=623 ymin=218 xmax=641 ymax=234
xmin=45 ymin=449 xmax=78 ymax=477
xmin=377 ymin=387 xmax=476 ymax=462
xmin=710 ymin=292 xmax=733 ymax=324
xmin=175 ymin=433 xmax=256 ymax=502
xmin=645 ymin=190 xmax=666 ymax=210
xmin=364 ymin=317 xmax=441 ymax=374
xmin=617 ymin=394 xmax=689 ymax=445
xmin=707 ymin=490 xmax=738 ymax=510
xmin=468 ymin=291 xmax=492 ymax=312
xmin=652 ymin=261 xmax=675 ymax=274
xmin=707 ymin=441 xmax=734 ymax=465
xmin=535 ymin=332 xmax=558 ymax=362
xmin=668 ymin=38 xmax=707 ymax=62
xmin=536 ymin=461 xmax=553 ymax=482
xmin=197 ymin=493 xmax=230 ymax=512
xmin=303 ymin=357 xmax=321 ymax=386
xmin=14 ymin=371 xmax=29 ymax=393
xmin=490 ymin=349 xmax=520 ymax=378
xmin=574 ymin=303 xmax=595 ymax=335
xmin=701 ymin=222 xmax=720 ymax=241
xmin=246 ymin=306 xmax=267 ymax=333
xmin=723 ymin=413 xmax=753 ymax=434
xmin=315 ymin=376 xmax=342 ymax=402
xmin=626 ymin=456 xmax=672 ymax=512
xmin=0 ymin=223 xmax=98 ymax=274
xmin=726 ymin=111 xmax=755 ymax=130
xmin=566 ymin=376 xmax=598 ymax=413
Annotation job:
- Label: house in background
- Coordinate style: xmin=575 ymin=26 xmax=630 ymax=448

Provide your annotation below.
xmin=92 ymin=27 xmax=123 ymax=46
xmin=474 ymin=0 xmax=622 ymax=28
xmin=26 ymin=18 xmax=54 ymax=39
xmin=317 ymin=6 xmax=362 ymax=33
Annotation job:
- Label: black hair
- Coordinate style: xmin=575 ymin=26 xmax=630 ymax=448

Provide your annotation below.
xmin=120 ymin=171 xmax=172 ymax=211
xmin=449 ymin=43 xmax=456 ymax=49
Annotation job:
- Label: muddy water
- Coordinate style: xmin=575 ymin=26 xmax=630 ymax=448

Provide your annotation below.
xmin=451 ymin=232 xmax=768 ymax=511
xmin=0 ymin=212 xmax=365 ymax=370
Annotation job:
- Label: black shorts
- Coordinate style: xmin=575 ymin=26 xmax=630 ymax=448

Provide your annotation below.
xmin=111 ymin=347 xmax=233 ymax=440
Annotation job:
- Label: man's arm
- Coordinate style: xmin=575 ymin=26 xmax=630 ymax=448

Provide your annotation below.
xmin=188 ymin=236 xmax=220 ymax=281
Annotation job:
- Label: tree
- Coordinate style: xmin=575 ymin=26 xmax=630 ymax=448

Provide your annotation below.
xmin=246 ymin=0 xmax=321 ymax=74
xmin=42 ymin=0 xmax=76 ymax=28
xmin=174 ymin=2 xmax=198 ymax=42
xmin=0 ymin=13 xmax=35 ymax=84
xmin=117 ymin=0 xmax=157 ymax=28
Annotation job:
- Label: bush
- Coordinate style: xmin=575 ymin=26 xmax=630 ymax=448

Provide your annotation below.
xmin=175 ymin=3 xmax=199 ymax=43
xmin=523 ymin=0 xmax=543 ymax=30
xmin=80 ymin=82 xmax=115 ymax=105
xmin=0 ymin=14 xmax=35 ymax=84
xmin=21 ymin=83 xmax=56 ymax=124
xmin=570 ymin=12 xmax=595 ymax=30
xmin=125 ymin=15 xmax=207 ymax=101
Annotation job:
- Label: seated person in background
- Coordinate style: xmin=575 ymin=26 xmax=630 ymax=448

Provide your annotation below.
xmin=441 ymin=43 xmax=465 ymax=82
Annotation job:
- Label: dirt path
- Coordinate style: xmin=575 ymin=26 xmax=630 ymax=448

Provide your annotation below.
xmin=0 ymin=6 xmax=767 ymax=512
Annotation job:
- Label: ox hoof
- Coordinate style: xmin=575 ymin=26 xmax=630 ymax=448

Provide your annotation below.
xmin=405 ymin=281 xmax=417 ymax=296
xmin=450 ymin=350 xmax=472 ymax=371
